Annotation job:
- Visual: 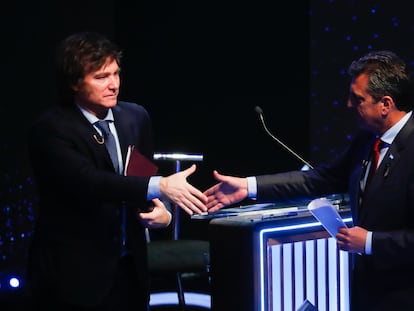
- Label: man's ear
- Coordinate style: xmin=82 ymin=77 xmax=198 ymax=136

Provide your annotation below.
xmin=381 ymin=96 xmax=394 ymax=109
xmin=380 ymin=96 xmax=393 ymax=117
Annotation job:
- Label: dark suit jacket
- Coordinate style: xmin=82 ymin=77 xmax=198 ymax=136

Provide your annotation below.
xmin=255 ymin=114 xmax=414 ymax=310
xmin=27 ymin=101 xmax=155 ymax=307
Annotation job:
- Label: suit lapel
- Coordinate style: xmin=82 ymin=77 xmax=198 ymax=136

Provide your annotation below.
xmin=374 ymin=114 xmax=414 ymax=184
xmin=358 ymin=114 xmax=414 ymax=220
xmin=355 ymin=136 xmax=376 ymax=218
xmin=112 ymin=103 xmax=132 ymax=167
xmin=64 ymin=105 xmax=115 ymax=168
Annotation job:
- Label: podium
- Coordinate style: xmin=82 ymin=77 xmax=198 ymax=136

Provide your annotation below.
xmin=206 ymin=196 xmax=353 ymax=311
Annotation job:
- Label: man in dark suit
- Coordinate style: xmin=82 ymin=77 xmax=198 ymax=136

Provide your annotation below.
xmin=204 ymin=50 xmax=414 ymax=311
xmin=27 ymin=32 xmax=208 ymax=311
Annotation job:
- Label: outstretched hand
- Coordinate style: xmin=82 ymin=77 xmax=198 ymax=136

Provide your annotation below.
xmin=159 ymin=164 xmax=208 ymax=215
xmin=204 ymin=170 xmax=249 ymax=213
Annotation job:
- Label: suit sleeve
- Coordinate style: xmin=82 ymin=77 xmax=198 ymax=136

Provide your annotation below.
xmin=28 ymin=107 xmax=150 ymax=207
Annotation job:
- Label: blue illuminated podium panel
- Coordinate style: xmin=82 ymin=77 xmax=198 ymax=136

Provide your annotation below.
xmin=207 ymin=198 xmax=352 ymax=311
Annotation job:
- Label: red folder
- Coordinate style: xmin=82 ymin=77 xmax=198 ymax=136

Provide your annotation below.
xmin=124 ymin=145 xmax=158 ymax=176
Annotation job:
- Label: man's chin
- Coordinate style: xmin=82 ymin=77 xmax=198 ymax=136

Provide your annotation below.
xmin=104 ymin=99 xmax=118 ymax=107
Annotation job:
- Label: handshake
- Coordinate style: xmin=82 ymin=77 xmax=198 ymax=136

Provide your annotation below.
xmin=159 ymin=164 xmax=249 ymax=216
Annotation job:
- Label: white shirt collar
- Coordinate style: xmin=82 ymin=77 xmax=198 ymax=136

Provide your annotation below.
xmin=77 ymin=104 xmax=114 ymax=125
xmin=380 ymin=111 xmax=412 ymax=146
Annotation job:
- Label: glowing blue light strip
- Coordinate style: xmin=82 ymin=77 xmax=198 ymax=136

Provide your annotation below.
xmin=294 ymin=241 xmax=304 ymax=307
xmin=271 ymin=245 xmax=282 ymax=310
xmin=305 ymin=240 xmax=316 ymax=306
xmin=259 ymin=217 xmax=353 ymax=311
xmin=339 ymin=251 xmax=350 ymax=311
xmin=317 ymin=238 xmax=327 ymax=310
xmin=283 ymin=243 xmax=293 ymax=310
xmin=328 ymin=238 xmax=338 ymax=311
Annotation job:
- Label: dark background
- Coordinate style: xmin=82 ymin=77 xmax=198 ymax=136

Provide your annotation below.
xmin=1 ymin=0 xmax=414 ymax=304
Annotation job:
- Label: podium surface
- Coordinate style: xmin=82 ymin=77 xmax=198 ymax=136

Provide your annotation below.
xmin=206 ymin=196 xmax=353 ymax=311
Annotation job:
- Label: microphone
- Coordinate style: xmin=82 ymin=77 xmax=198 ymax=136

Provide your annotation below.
xmin=254 ymin=106 xmax=314 ymax=169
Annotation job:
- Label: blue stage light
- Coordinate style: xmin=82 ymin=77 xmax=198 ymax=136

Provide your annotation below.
xmin=9 ymin=277 xmax=20 ymax=288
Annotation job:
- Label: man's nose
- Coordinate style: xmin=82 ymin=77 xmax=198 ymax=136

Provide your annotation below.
xmin=109 ymin=76 xmax=120 ymax=89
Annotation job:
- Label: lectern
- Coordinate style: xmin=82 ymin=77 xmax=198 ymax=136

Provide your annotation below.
xmin=207 ymin=196 xmax=352 ymax=311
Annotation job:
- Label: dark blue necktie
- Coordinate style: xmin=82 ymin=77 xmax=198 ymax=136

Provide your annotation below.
xmin=95 ymin=120 xmax=119 ymax=173
xmin=95 ymin=120 xmax=127 ymax=254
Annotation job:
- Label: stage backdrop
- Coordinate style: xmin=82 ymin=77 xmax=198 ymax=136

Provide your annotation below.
xmin=1 ymin=0 xmax=414 ymax=303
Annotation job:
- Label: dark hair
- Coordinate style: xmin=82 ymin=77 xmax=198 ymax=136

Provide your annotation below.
xmin=55 ymin=32 xmax=123 ymax=106
xmin=348 ymin=50 xmax=413 ymax=112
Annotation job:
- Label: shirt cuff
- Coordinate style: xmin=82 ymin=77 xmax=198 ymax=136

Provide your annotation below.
xmin=247 ymin=176 xmax=257 ymax=199
xmin=148 ymin=176 xmax=161 ymax=200
xmin=365 ymin=231 xmax=373 ymax=255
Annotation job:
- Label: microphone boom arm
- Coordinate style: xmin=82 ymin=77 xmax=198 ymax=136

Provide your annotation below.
xmin=256 ymin=108 xmax=314 ymax=169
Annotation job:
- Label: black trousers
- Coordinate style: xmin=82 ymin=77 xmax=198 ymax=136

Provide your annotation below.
xmin=30 ymin=255 xmax=149 ymax=311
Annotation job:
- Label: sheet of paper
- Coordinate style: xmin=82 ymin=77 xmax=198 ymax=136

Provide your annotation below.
xmin=307 ymin=198 xmax=347 ymax=238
